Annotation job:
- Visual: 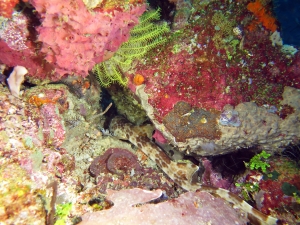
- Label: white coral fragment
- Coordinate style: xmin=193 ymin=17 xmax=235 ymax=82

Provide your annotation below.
xmin=7 ymin=65 xmax=28 ymax=97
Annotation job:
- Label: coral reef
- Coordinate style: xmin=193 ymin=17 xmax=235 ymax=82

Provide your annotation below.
xmin=136 ymin=84 xmax=300 ymax=156
xmin=0 ymin=41 xmax=55 ymax=83
xmin=109 ymin=116 xmax=200 ymax=191
xmin=201 ymin=158 xmax=235 ymax=190
xmin=219 ymin=108 xmax=241 ymax=127
xmin=0 ymin=9 xmax=56 ymax=79
xmin=107 ymin=86 xmax=149 ymax=125
xmin=0 ymin=12 xmax=29 ymax=50
xmin=24 ymin=86 xmax=69 ymax=147
xmin=0 ymin=80 xmax=103 ymax=223
xmin=88 ymin=147 xmax=180 ymax=197
xmin=0 ymin=79 xmax=282 ymax=224
xmin=0 ymin=163 xmax=46 ymax=224
xmin=240 ymin=156 xmax=300 ymax=223
xmin=1 ymin=0 xmax=300 ymax=224
xmin=0 ymin=84 xmax=73 ymax=223
xmin=211 ymin=11 xmax=236 ymax=49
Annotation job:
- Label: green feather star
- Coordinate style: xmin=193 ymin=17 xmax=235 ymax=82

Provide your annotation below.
xmin=93 ymin=9 xmax=170 ymax=87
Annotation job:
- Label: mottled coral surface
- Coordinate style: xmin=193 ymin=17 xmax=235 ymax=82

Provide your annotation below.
xmin=163 ymin=101 xmax=221 ymax=141
xmin=0 ymin=163 xmax=46 ymax=224
xmin=0 ymin=12 xmax=56 ymax=79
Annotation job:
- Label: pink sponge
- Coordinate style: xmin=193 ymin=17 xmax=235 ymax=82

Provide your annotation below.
xmin=28 ymin=0 xmax=146 ymax=79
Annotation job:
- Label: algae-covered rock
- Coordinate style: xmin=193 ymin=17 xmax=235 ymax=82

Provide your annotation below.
xmin=108 ymin=86 xmax=148 ymax=125
xmin=0 ymin=163 xmax=46 ymax=224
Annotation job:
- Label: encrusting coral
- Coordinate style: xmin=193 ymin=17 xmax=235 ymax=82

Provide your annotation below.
xmin=0 ymin=12 xmax=29 ymax=51
xmin=163 ymin=101 xmax=221 ymax=142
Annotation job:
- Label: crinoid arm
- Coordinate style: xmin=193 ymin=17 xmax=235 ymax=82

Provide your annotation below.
xmin=93 ymin=8 xmax=170 ymax=87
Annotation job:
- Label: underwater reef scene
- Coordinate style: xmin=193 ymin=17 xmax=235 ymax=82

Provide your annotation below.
xmin=1 ymin=0 xmax=300 ymax=224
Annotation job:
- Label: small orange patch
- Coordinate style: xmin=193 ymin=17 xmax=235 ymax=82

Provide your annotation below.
xmin=83 ymin=80 xmax=90 ymax=89
xmin=193 ymin=201 xmax=199 ymax=208
xmin=28 ymin=95 xmax=57 ymax=107
xmin=133 ymin=74 xmax=145 ymax=85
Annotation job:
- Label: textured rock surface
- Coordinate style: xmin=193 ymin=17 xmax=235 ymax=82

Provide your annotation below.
xmin=0 ymin=163 xmax=46 ymax=224
xmin=136 ymin=85 xmax=300 ymax=155
xmin=0 ymin=81 xmax=103 ymax=223
xmin=79 ymin=188 xmax=249 ymax=225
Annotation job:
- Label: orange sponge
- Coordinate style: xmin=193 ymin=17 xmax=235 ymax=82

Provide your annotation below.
xmin=247 ymin=0 xmax=277 ymax=32
xmin=133 ymin=74 xmax=145 ymax=85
